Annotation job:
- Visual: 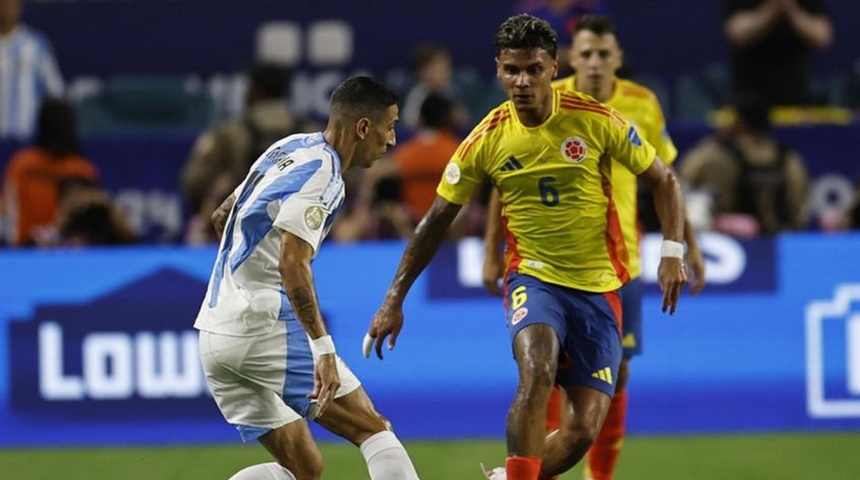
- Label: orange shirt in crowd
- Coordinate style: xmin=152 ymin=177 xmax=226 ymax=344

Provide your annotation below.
xmin=393 ymin=130 xmax=461 ymax=218
xmin=2 ymin=147 xmax=99 ymax=246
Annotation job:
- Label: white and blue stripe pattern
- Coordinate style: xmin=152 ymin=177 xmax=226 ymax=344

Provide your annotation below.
xmin=0 ymin=25 xmax=64 ymax=140
xmin=196 ymin=132 xmax=345 ymax=338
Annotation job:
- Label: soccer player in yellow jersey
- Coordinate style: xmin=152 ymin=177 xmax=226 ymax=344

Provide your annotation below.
xmin=481 ymin=15 xmax=707 ymax=480
xmin=366 ymin=14 xmax=687 ymax=480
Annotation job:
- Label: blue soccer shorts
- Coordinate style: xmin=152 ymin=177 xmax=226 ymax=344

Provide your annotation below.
xmin=620 ymin=277 xmax=643 ymax=359
xmin=504 ymin=273 xmax=623 ymax=397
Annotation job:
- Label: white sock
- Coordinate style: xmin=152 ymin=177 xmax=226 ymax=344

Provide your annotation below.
xmin=228 ymin=462 xmax=297 ymax=480
xmin=360 ymin=430 xmax=420 ymax=480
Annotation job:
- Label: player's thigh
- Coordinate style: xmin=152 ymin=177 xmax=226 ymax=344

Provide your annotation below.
xmin=555 ymin=289 xmax=622 ymax=398
xmin=620 ymin=278 xmax=644 ymax=359
xmin=314 ymin=386 xmax=390 ymax=446
xmin=505 ymin=273 xmax=567 ymax=367
xmin=199 ymin=328 xmax=304 ymax=442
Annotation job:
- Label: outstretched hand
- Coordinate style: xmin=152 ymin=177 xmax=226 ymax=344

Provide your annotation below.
xmin=309 ymin=354 xmax=339 ymax=418
xmin=364 ymin=301 xmax=404 ymax=359
xmin=685 ymin=247 xmax=707 ymax=295
xmin=658 ymin=257 xmax=687 ymax=315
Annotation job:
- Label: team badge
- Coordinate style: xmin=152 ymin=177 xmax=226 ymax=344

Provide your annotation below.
xmin=561 ymin=136 xmax=587 ymax=163
xmin=627 ymin=125 xmax=643 ymax=146
xmin=304 ymin=206 xmax=324 ymax=230
xmin=511 ymin=307 xmax=529 ymax=326
xmin=444 ymin=162 xmax=461 ymax=184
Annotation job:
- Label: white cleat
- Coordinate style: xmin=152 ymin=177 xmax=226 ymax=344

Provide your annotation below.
xmin=479 ymin=463 xmax=506 ymax=480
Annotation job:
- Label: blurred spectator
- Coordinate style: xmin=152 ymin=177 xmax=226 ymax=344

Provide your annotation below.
xmin=846 ymin=179 xmax=860 ymax=230
xmin=395 ymin=92 xmax=462 ymax=221
xmin=2 ymin=97 xmax=98 ymax=247
xmin=723 ymin=0 xmax=833 ymax=106
xmin=180 ymin=63 xmax=316 ymax=244
xmin=55 ymin=179 xmax=135 ymax=247
xmin=400 ymin=43 xmax=468 ymax=130
xmin=333 ymin=92 xmax=487 ymax=242
xmin=514 ymin=0 xmax=609 ymax=76
xmin=0 ymin=0 xmax=65 ymax=140
xmin=679 ymin=92 xmax=809 ymax=237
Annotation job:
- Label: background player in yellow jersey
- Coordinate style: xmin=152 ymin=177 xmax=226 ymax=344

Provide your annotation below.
xmin=365 ymin=14 xmax=687 ymax=480
xmin=482 ymin=15 xmax=707 ymax=480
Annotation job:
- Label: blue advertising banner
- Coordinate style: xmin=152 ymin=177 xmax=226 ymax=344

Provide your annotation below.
xmin=1 ymin=233 xmax=860 ymax=448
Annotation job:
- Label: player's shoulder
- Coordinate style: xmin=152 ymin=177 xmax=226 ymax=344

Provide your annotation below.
xmin=466 ymin=103 xmax=514 ymax=137
xmin=557 ymin=90 xmax=625 ymax=125
xmin=552 ymin=75 xmax=575 ymax=92
xmin=615 ymin=79 xmax=660 ymax=104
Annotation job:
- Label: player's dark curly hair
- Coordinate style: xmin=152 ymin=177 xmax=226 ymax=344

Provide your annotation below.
xmin=494 ymin=14 xmax=558 ymax=59
xmin=574 ymin=14 xmax=618 ymax=36
xmin=329 ymin=75 xmax=399 ymax=122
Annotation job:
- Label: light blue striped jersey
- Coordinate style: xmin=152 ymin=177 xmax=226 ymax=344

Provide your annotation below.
xmin=194 ymin=132 xmax=345 ymax=336
xmin=0 ymin=25 xmax=65 ymax=140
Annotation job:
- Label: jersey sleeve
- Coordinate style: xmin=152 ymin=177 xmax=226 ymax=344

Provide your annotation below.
xmin=605 ymin=111 xmax=656 ymax=176
xmin=647 ymin=97 xmax=678 ymax=165
xmin=435 ymin=128 xmax=486 ymax=205
xmin=272 ymin=170 xmax=331 ymax=252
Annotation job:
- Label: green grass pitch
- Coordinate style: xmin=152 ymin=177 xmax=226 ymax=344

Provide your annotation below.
xmin=2 ymin=432 xmax=858 ymax=479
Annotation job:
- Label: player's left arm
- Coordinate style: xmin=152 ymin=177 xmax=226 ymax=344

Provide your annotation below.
xmin=648 ymin=98 xmax=706 ymax=295
xmin=638 ymin=159 xmax=687 ymax=314
xmin=278 ymin=231 xmax=339 ymax=417
xmin=211 ymin=193 xmax=235 ymax=239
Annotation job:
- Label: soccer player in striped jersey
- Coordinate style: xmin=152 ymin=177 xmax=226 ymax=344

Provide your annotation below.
xmin=366 ymin=14 xmax=687 ymax=480
xmin=195 ymin=76 xmax=420 ymax=480
xmin=482 ymin=15 xmax=707 ymax=480
xmin=0 ymin=0 xmax=65 ymax=140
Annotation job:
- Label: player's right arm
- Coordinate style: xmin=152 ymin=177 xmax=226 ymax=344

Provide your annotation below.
xmin=210 ymin=193 xmax=235 ymax=239
xmin=482 ymin=187 xmax=504 ymax=296
xmin=368 ymin=109 xmax=495 ymax=358
xmin=367 ymin=196 xmax=464 ymax=358
xmin=279 ymin=231 xmax=339 ymax=417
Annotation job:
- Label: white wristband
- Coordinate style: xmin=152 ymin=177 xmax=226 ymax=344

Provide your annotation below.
xmin=660 ymin=240 xmax=685 ymax=259
xmin=312 ymin=335 xmax=336 ymax=355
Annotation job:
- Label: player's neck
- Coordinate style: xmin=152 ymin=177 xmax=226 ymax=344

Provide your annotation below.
xmin=322 ymin=127 xmax=354 ymax=172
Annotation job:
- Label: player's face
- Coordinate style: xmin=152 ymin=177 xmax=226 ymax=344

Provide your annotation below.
xmin=496 ymin=48 xmax=558 ymax=120
xmin=569 ymin=30 xmax=623 ymax=98
xmin=0 ymin=0 xmax=22 ymax=29
xmin=355 ymin=104 xmax=398 ymax=169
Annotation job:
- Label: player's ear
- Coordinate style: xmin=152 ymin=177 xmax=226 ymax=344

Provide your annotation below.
xmin=618 ymin=48 xmax=625 ymax=68
xmin=495 ymin=56 xmax=502 ymax=79
xmin=356 ymin=117 xmax=370 ymax=140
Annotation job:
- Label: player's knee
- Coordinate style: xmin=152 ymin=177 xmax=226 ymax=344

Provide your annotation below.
xmin=616 ymin=358 xmax=630 ymax=392
xmin=564 ymin=419 xmax=601 ymax=451
xmin=280 ymin=450 xmax=323 ymax=480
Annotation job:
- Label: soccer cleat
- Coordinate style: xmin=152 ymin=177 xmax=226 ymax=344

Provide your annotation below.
xmin=479 ymin=463 xmax=506 ymax=480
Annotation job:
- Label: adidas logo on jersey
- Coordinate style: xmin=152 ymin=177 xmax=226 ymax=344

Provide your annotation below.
xmin=591 ymin=367 xmax=614 ymax=385
xmin=500 ymin=155 xmax=523 ymax=172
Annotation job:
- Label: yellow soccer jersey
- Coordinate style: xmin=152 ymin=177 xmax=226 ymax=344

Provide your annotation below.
xmin=552 ymin=76 xmax=677 ymax=278
xmin=437 ymin=90 xmax=656 ymax=293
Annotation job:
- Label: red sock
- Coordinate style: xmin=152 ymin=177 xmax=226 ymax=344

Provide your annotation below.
xmin=545 ymin=385 xmax=562 ymax=432
xmin=585 ymin=390 xmax=628 ymax=480
xmin=506 ymin=456 xmax=542 ymax=480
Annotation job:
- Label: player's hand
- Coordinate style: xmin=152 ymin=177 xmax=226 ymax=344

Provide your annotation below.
xmin=309 ymin=354 xmax=339 ymax=417
xmin=685 ymin=246 xmax=707 ymax=295
xmin=365 ymin=301 xmax=404 ymax=359
xmin=657 ymin=257 xmax=687 ymax=315
xmin=482 ymin=250 xmax=504 ymax=296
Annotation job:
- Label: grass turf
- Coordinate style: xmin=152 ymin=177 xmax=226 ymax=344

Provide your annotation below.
xmin=1 ymin=432 xmax=858 ymax=479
